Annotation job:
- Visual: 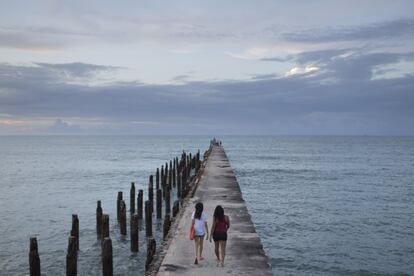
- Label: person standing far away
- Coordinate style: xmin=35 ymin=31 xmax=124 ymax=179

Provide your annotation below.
xmin=191 ymin=202 xmax=209 ymax=264
xmin=210 ymin=205 xmax=230 ymax=267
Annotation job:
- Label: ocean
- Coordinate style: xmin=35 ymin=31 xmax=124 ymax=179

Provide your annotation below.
xmin=0 ymin=136 xmax=413 ymax=275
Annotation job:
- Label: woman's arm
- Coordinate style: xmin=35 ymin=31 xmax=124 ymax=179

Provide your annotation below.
xmin=209 ymin=219 xmax=216 ymax=242
xmin=205 ymin=221 xmax=209 ymax=240
xmin=225 ymin=215 xmax=230 ymax=229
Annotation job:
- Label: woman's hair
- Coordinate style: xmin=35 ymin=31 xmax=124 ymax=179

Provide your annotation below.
xmin=194 ymin=202 xmax=203 ymax=220
xmin=213 ymin=205 xmax=224 ymax=220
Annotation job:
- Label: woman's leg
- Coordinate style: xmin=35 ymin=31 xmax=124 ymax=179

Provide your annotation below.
xmin=214 ymin=241 xmax=220 ymax=261
xmin=199 ymin=236 xmax=204 ymax=260
xmin=219 ymin=241 xmax=227 ymax=266
xmin=194 ymin=238 xmax=199 ymax=263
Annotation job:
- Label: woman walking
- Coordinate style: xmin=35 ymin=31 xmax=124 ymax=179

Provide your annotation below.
xmin=191 ymin=202 xmax=208 ymax=264
xmin=210 ymin=205 xmax=230 ymax=267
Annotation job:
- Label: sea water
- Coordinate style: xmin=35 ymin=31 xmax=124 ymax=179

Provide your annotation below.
xmin=0 ymin=136 xmax=413 ymax=275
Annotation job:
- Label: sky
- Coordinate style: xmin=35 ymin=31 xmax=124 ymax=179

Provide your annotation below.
xmin=0 ymin=0 xmax=413 ymax=135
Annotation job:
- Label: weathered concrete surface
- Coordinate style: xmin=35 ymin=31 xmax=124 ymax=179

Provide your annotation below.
xmin=157 ymin=145 xmax=273 ymax=276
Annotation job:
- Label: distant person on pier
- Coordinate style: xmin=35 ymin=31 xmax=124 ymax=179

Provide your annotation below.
xmin=210 ymin=205 xmax=230 ymax=267
xmin=191 ymin=202 xmax=209 ymax=264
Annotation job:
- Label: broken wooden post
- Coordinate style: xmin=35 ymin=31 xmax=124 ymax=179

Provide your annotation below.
xmin=102 ymin=214 xmax=110 ymax=240
xmin=156 ymin=168 xmax=160 ymax=190
xmin=168 ymin=160 xmax=172 ymax=187
xmin=156 ymin=189 xmax=162 ymax=219
xmin=163 ymin=214 xmax=171 ymax=240
xmin=130 ymin=214 xmax=139 ymax=252
xmin=145 ymin=200 xmax=152 ymax=237
xmin=177 ymin=172 xmax=182 ymax=199
xmin=172 ymin=200 xmax=179 ymax=217
xmin=29 ymin=237 xmax=40 ymax=276
xmin=137 ymin=189 xmax=143 ymax=219
xmin=145 ymin=238 xmax=156 ymax=271
xmin=130 ymin=182 xmax=135 ymax=213
xmin=165 ymin=186 xmax=171 ymax=215
xmin=66 ymin=236 xmax=77 ymax=276
xmin=96 ymin=200 xmax=103 ymax=238
xmin=71 ymin=214 xmax=79 ymax=251
xmin=161 ymin=165 xmax=166 ymax=199
xmin=181 ymin=170 xmax=186 ymax=198
xmin=173 ymin=159 xmax=176 ymax=187
xmin=120 ymin=200 xmax=127 ymax=235
xmin=117 ymin=191 xmax=123 ymax=222
xmin=102 ymin=237 xmax=113 ymax=276
xmin=148 ymin=175 xmax=154 ymax=212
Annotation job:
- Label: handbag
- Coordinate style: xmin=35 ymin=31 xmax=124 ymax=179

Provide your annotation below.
xmin=189 ymin=223 xmax=195 ymax=240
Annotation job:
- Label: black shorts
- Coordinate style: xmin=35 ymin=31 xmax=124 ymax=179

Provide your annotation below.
xmin=213 ymin=232 xmax=227 ymax=241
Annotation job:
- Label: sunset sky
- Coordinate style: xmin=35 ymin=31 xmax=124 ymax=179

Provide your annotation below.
xmin=1 ymin=0 xmax=413 ymax=135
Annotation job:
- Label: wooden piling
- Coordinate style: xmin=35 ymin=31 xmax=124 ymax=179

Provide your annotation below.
xmin=149 ymin=175 xmax=154 ymax=212
xmin=130 ymin=182 xmax=135 ymax=213
xmin=181 ymin=170 xmax=186 ymax=198
xmin=165 ymin=186 xmax=171 ymax=215
xmin=145 ymin=238 xmax=156 ymax=271
xmin=102 ymin=214 xmax=110 ymax=240
xmin=156 ymin=168 xmax=160 ymax=190
xmin=145 ymin=200 xmax=152 ymax=237
xmin=172 ymin=200 xmax=179 ymax=217
xmin=173 ymin=159 xmax=176 ymax=187
xmin=120 ymin=200 xmax=127 ymax=235
xmin=96 ymin=200 xmax=103 ymax=238
xmin=168 ymin=166 xmax=172 ymax=190
xmin=163 ymin=214 xmax=171 ymax=240
xmin=137 ymin=189 xmax=143 ymax=219
xmin=29 ymin=237 xmax=40 ymax=276
xmin=71 ymin=214 xmax=79 ymax=251
xmin=117 ymin=191 xmax=123 ymax=222
xmin=102 ymin=237 xmax=113 ymax=276
xmin=177 ymin=172 xmax=182 ymax=198
xmin=66 ymin=236 xmax=77 ymax=276
xmin=156 ymin=189 xmax=162 ymax=219
xmin=161 ymin=165 xmax=166 ymax=199
xmin=130 ymin=214 xmax=139 ymax=252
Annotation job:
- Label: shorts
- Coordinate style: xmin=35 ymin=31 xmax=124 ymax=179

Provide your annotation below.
xmin=213 ymin=232 xmax=227 ymax=242
xmin=195 ymin=234 xmax=205 ymax=238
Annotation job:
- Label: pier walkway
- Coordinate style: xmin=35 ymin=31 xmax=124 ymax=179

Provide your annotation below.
xmin=157 ymin=145 xmax=273 ymax=275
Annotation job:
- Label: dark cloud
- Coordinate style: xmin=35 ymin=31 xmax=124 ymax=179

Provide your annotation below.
xmin=283 ymin=19 xmax=414 ymax=43
xmin=1 ymin=52 xmax=414 ymax=135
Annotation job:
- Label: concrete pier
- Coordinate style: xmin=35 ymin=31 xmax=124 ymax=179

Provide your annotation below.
xmin=156 ymin=145 xmax=273 ymax=275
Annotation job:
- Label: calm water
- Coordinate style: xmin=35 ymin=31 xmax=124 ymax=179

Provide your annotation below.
xmin=0 ymin=136 xmax=413 ymax=275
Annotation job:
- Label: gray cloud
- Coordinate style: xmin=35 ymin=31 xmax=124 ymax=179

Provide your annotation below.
xmin=0 ymin=26 xmax=93 ymax=50
xmin=282 ymin=19 xmax=414 ymax=43
xmin=34 ymin=62 xmax=123 ymax=79
xmin=1 ymin=51 xmax=414 ymax=135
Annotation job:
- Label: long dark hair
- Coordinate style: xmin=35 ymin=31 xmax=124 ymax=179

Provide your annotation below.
xmin=213 ymin=205 xmax=224 ymax=220
xmin=194 ymin=202 xmax=203 ymax=220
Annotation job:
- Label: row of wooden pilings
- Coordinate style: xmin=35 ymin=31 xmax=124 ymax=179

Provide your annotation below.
xmin=29 ymin=149 xmax=205 ymax=276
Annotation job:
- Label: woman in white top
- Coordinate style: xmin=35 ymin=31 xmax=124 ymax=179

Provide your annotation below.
xmin=191 ymin=202 xmax=209 ymax=264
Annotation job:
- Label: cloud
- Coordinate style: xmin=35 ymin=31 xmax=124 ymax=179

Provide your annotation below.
xmin=0 ymin=62 xmax=122 ymax=87
xmin=47 ymin=118 xmax=82 ymax=134
xmin=34 ymin=62 xmax=123 ymax=79
xmin=263 ymin=48 xmax=414 ymax=81
xmin=171 ymin=74 xmax=192 ymax=83
xmin=0 ymin=26 xmax=93 ymax=50
xmin=1 ymin=50 xmax=414 ymax=135
xmin=282 ymin=19 xmax=414 ymax=43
